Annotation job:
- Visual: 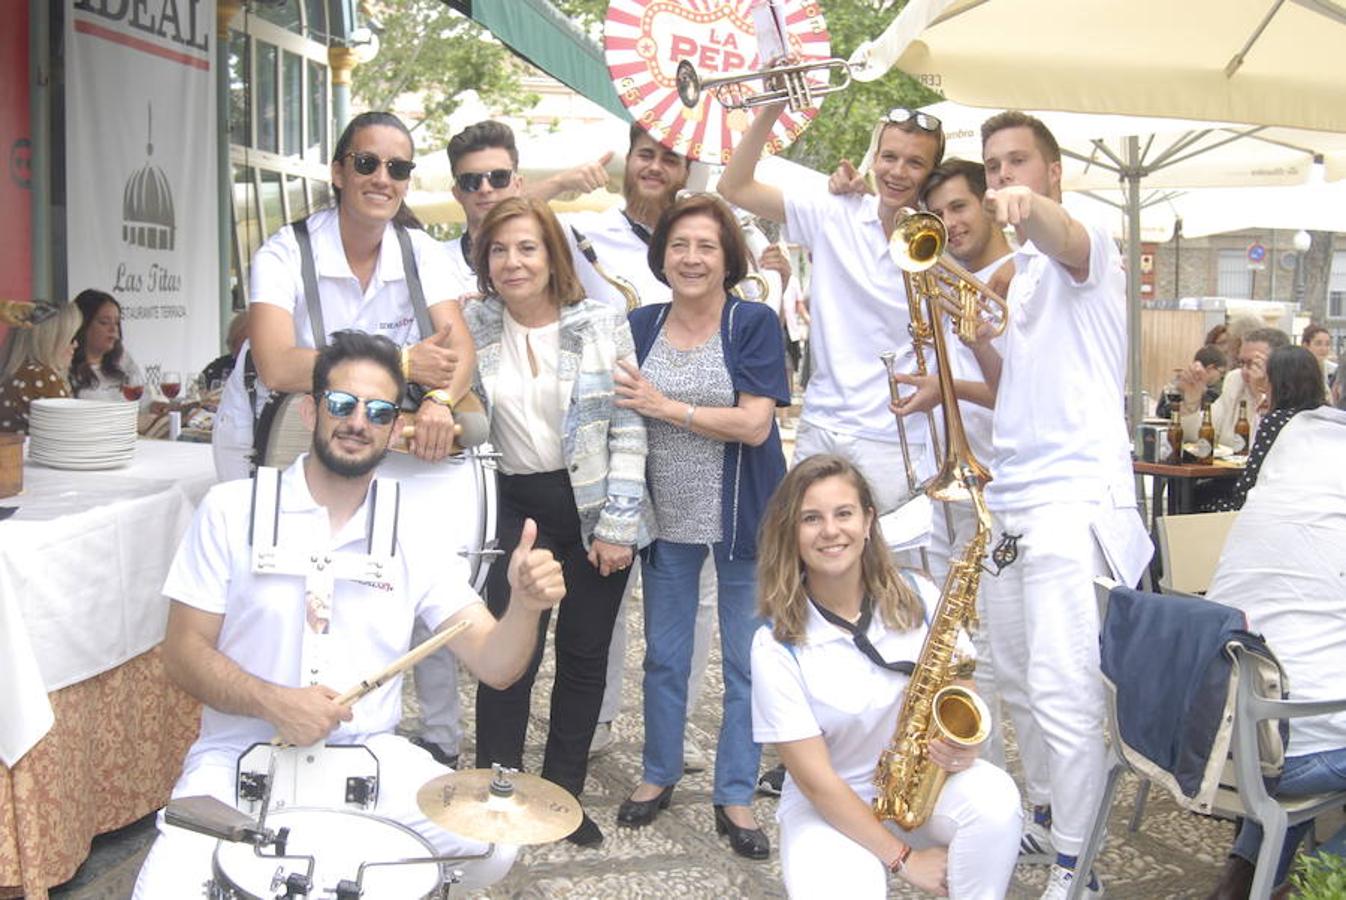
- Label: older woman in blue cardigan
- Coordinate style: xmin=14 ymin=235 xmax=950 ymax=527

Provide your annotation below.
xmin=465 ymin=197 xmax=653 ymax=848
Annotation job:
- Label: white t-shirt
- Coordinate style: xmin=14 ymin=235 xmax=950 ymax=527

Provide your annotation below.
xmin=986 ymin=202 xmax=1133 ymax=510
xmin=563 ymin=207 xmax=672 ymax=312
xmin=783 ymin=190 xmax=927 ymax=446
xmin=440 ymin=233 xmax=480 ymax=301
xmin=751 ymin=575 xmax=943 ymax=820
xmin=1207 ymin=406 xmax=1346 ymax=758
xmin=164 ymin=456 xmax=480 ymax=765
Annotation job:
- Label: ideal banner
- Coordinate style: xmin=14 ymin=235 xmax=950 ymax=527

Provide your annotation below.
xmin=65 ymin=0 xmax=219 ymax=382
xmin=0 ymin=0 xmax=32 ymax=348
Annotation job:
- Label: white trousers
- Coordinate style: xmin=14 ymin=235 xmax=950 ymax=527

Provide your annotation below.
xmin=411 ymin=617 xmax=463 ymax=753
xmin=779 ymin=760 xmax=1022 ymax=899
xmin=793 ymin=419 xmax=928 ymax=516
xmin=132 ymin=733 xmax=516 ymax=897
xmin=981 ymin=500 xmax=1110 ymax=857
xmin=924 ymin=499 xmax=1006 ymax=769
xmin=600 ymin=556 xmax=716 ymax=725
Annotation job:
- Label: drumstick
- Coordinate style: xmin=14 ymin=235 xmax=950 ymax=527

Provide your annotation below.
xmin=334 ymin=618 xmax=473 ymax=706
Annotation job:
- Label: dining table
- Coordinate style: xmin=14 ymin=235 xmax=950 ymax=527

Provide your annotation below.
xmin=0 ymin=438 xmax=217 ymax=899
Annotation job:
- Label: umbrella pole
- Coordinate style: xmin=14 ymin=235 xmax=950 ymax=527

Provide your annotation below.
xmin=1125 ymin=137 xmax=1144 ymax=437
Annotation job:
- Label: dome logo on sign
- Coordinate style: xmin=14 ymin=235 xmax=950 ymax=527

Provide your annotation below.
xmin=122 ymin=103 xmax=175 ymax=252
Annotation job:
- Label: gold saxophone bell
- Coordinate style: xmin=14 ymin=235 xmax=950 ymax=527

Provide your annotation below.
xmin=675 ymin=57 xmax=853 ymax=112
xmin=732 ymin=272 xmax=770 ymax=303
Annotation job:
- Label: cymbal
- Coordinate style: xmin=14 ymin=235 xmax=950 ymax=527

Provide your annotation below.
xmin=416 ymin=768 xmax=582 ymax=845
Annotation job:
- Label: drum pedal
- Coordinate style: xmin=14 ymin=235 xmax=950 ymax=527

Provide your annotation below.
xmin=238 ymin=770 xmax=270 ymax=803
xmin=345 ymin=774 xmax=378 ymax=808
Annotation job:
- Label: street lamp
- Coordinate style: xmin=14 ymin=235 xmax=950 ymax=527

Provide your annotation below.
xmin=1292 ymin=229 xmax=1311 ymax=306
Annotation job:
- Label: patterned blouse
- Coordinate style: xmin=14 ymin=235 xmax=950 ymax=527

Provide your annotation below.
xmin=0 ymin=360 xmax=72 ymax=433
xmin=1212 ymin=407 xmax=1301 ymax=512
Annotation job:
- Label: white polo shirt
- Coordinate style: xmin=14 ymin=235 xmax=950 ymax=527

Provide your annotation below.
xmin=986 ymin=202 xmax=1133 ymax=511
xmin=1207 ymin=406 xmax=1346 ymax=758
xmin=783 ymin=190 xmax=927 ymax=446
xmin=562 ymin=207 xmax=672 ymax=312
xmin=164 ymin=456 xmax=479 ymax=763
xmin=440 ymin=233 xmax=480 ymax=301
xmin=751 ymin=575 xmax=942 ymax=820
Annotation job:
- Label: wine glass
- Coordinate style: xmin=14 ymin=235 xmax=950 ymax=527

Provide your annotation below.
xmin=121 ymin=371 xmax=144 ymax=403
xmin=161 ymin=369 xmax=183 ymax=405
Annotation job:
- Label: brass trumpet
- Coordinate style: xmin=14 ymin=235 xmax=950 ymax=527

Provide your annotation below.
xmin=675 ymin=57 xmax=853 ymax=112
xmin=0 ymin=299 xmax=60 ymax=328
xmin=890 ymin=210 xmax=1009 ymax=343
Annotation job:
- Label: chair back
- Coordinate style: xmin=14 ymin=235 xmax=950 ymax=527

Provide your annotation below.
xmin=1157 ymin=510 xmax=1238 ymax=594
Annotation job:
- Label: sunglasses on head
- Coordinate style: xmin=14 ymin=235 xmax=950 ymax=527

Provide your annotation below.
xmin=343 ymin=151 xmax=415 ymax=181
xmin=320 ymin=390 xmax=399 ymax=426
xmin=885 ymin=108 xmax=942 ymax=134
xmin=454 ymin=168 xmax=514 ymax=193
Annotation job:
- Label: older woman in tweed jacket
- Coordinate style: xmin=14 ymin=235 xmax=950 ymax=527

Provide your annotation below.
xmin=463 ymin=196 xmax=653 ymax=847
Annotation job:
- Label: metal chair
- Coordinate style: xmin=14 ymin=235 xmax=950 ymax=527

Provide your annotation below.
xmin=1072 ymin=579 xmax=1346 ymax=900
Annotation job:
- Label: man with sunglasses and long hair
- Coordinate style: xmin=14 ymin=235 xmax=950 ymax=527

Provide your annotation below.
xmin=134 ymin=331 xmax=566 ymax=897
xmin=212 ymin=111 xmax=474 ymax=483
xmin=720 ymin=102 xmax=944 ymax=518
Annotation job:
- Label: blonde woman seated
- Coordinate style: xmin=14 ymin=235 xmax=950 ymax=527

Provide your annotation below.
xmin=0 ymin=302 xmax=82 ymax=432
xmin=751 ymin=455 xmax=1021 ymax=899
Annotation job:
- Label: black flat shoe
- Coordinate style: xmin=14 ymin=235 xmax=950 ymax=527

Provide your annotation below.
xmin=565 ymin=812 xmax=603 ymax=847
xmin=714 ymin=805 xmax=769 ymax=860
xmin=616 ymin=783 xmax=676 ymax=827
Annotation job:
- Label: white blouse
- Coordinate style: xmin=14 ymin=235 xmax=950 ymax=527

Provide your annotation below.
xmin=491 ymin=313 xmax=564 ymax=475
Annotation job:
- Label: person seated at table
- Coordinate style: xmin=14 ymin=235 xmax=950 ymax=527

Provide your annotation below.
xmin=1156 ymin=344 xmax=1226 ymax=419
xmin=0 ymin=302 xmax=81 ymax=433
xmin=1301 ymin=323 xmax=1336 ymax=399
xmin=69 ymin=289 xmax=142 ymax=402
xmin=1211 ymin=346 xmax=1324 ymax=513
xmin=132 ymin=331 xmax=566 ymax=897
xmin=1203 ymin=401 xmax=1346 ymax=900
xmin=751 ymin=454 xmax=1022 ymax=898
xmin=199 ymin=310 xmax=249 ymax=395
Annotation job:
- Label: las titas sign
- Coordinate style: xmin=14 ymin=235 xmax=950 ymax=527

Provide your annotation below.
xmin=65 ymin=0 xmax=219 ymax=381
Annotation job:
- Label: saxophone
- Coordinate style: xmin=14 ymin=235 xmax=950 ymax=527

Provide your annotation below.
xmin=871 ymin=211 xmax=1003 ymax=830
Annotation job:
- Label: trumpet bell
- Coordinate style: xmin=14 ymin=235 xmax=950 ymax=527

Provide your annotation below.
xmin=675 ymin=60 xmax=702 ymax=108
xmin=889 ymin=210 xmax=946 ymax=272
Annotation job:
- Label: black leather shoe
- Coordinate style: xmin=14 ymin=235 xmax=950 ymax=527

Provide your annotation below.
xmin=617 ymin=784 xmax=676 ymax=827
xmin=714 ymin=804 xmax=769 ymax=860
xmin=565 ymin=813 xmax=604 ymax=847
xmin=407 ymin=735 xmax=459 ymax=769
xmin=1206 ymin=855 xmax=1254 ymax=900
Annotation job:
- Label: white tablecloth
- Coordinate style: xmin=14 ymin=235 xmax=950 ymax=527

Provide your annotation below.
xmin=0 ymin=440 xmax=218 ymax=766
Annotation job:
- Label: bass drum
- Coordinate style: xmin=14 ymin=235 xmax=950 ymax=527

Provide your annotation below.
xmin=210 ymin=807 xmax=440 ymax=899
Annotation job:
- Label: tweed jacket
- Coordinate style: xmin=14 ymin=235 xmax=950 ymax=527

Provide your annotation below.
xmin=465 ymin=296 xmax=654 ymax=549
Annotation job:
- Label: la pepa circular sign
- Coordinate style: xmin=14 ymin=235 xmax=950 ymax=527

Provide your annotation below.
xmin=604 ymin=0 xmax=832 ymax=164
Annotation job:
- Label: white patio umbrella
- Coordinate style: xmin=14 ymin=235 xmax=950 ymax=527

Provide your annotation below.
xmin=843 ymin=0 xmax=1346 ymax=422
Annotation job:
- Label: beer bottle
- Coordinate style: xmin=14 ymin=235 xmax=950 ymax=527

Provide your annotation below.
xmin=1167 ymin=406 xmax=1184 ymax=464
xmin=1233 ymin=399 xmax=1251 ymax=456
xmin=1196 ymin=401 xmax=1216 ymax=465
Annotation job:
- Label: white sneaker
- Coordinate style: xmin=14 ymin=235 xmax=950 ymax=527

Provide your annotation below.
xmin=1040 ymin=864 xmax=1103 ymax=900
xmin=1020 ymin=818 xmax=1055 ymax=861
xmin=588 ymin=721 xmax=614 ymax=757
xmin=683 ymin=733 xmax=708 ymax=773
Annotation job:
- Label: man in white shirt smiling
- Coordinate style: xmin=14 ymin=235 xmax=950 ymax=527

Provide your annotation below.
xmin=133 ymin=331 xmax=565 ymax=897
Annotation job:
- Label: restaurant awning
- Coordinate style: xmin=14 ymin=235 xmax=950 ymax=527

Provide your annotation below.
xmin=442 ymin=0 xmax=631 ymax=123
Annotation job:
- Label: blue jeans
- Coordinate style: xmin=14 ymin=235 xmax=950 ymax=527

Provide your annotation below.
xmin=641 ymin=539 xmax=763 ymax=806
xmin=1232 ymin=746 xmax=1346 ymax=884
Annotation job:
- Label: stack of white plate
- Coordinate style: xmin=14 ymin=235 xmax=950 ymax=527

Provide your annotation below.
xmin=27 ymin=398 xmax=138 ymax=469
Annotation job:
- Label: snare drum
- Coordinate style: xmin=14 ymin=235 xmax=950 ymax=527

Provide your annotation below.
xmin=210 ymin=808 xmax=440 ymax=900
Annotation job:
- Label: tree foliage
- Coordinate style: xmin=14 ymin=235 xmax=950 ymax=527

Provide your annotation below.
xmin=353 ymin=0 xmax=538 ymax=149
xmin=552 ymin=0 xmax=939 ymax=170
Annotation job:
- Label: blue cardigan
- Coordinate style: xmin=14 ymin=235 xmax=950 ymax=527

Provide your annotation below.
xmin=628 ymin=297 xmax=790 ymax=560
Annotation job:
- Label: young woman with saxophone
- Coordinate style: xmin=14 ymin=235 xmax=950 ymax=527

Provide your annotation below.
xmin=751 ymin=455 xmax=1021 ymax=898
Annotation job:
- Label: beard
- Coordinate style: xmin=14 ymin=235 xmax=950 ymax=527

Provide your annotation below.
xmin=623 ymin=167 xmax=684 ymax=229
xmin=311 ymin=425 xmax=388 ymax=479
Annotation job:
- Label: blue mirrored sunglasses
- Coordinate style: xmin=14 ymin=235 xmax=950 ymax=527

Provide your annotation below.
xmin=320 ymin=390 xmax=398 ymax=426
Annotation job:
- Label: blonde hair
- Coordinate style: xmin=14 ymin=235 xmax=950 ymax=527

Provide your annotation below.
xmin=2 ymin=303 xmax=81 ymax=382
xmin=756 ymin=454 xmax=924 ymax=645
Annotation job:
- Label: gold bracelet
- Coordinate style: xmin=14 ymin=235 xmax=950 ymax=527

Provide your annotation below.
xmin=424 ymin=388 xmax=454 ymax=411
xmin=401 ymin=347 xmax=412 ymax=381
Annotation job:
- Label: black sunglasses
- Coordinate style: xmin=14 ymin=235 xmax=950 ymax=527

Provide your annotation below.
xmin=320 ymin=390 xmax=399 ymax=426
xmin=343 ymin=151 xmax=415 ymax=181
xmin=455 ymin=168 xmax=514 ymax=193
xmin=885 ymin=108 xmax=942 ymax=133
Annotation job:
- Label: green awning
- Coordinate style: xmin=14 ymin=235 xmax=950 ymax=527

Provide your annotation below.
xmin=445 ymin=0 xmax=632 ymax=122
